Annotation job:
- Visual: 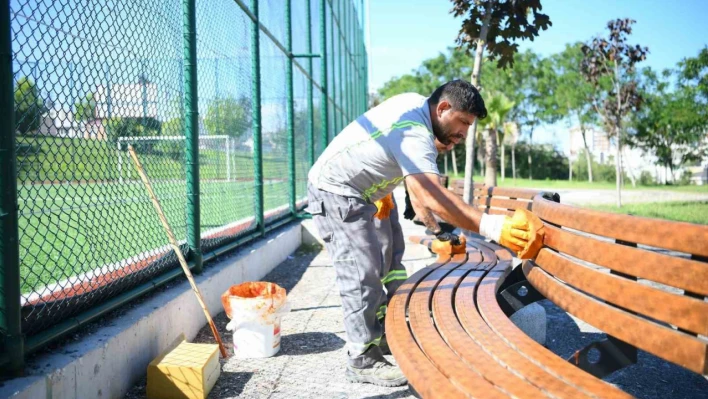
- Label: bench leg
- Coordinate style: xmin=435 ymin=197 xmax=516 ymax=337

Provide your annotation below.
xmin=568 ymin=335 xmax=637 ymax=378
xmin=496 ymin=265 xmax=545 ymax=316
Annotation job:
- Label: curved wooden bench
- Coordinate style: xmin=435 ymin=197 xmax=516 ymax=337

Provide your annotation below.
xmin=528 ymin=195 xmax=708 ymax=377
xmin=387 ymin=236 xmax=632 ymax=398
xmin=388 ymin=181 xmax=708 ymax=398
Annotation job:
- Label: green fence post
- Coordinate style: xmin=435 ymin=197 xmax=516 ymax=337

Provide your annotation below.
xmin=337 ymin=1 xmax=343 ymax=130
xmin=0 ymin=0 xmax=24 ymax=373
xmin=329 ymin=1 xmax=337 ymax=136
xmin=252 ymin=0 xmax=265 ymax=234
xmin=306 ymin=0 xmax=315 ymax=167
xmin=286 ymin=0 xmax=296 ymax=214
xmin=183 ymin=0 xmax=203 ymax=273
xmin=319 ymin=0 xmax=329 ymax=150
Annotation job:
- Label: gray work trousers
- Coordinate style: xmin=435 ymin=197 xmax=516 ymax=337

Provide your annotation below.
xmin=306 ymin=183 xmax=407 ymax=366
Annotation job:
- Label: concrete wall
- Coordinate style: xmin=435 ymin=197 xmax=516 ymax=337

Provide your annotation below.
xmin=1 ymin=223 xmax=302 ymax=399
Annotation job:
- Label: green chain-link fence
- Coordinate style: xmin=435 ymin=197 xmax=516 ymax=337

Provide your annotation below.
xmin=0 ymin=0 xmax=368 ymax=372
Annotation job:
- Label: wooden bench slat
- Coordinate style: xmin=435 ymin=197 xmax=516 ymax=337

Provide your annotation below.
xmin=451 ymin=241 xmax=600 ymax=399
xmin=533 ymin=195 xmax=708 ymax=258
xmin=523 ymin=261 xmax=708 ymax=375
xmin=544 ymin=225 xmax=708 ymax=296
xmin=472 ymin=242 xmax=635 ymax=399
xmin=408 ymin=253 xmax=512 ymax=398
xmin=535 ymin=248 xmax=708 ymax=336
xmin=473 ymin=197 xmax=533 ymax=211
xmin=451 ymin=183 xmax=539 ymax=200
xmin=385 ymin=257 xmax=469 ymax=399
xmin=432 ymin=266 xmax=560 ymax=398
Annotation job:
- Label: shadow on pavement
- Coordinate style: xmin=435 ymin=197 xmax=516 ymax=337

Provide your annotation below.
xmin=279 ymin=331 xmax=346 ymax=356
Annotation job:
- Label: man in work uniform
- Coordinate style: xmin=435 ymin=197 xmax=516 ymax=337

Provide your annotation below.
xmin=306 ymin=80 xmax=544 ymax=387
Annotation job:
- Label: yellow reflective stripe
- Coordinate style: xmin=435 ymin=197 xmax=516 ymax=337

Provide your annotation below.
xmin=381 ymin=270 xmax=407 ymax=284
xmin=377 ymin=305 xmax=388 ymax=320
xmin=362 ymin=176 xmax=405 ymax=202
xmin=365 ymin=336 xmax=383 ymax=348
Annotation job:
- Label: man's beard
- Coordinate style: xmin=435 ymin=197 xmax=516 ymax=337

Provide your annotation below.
xmin=432 ymin=120 xmax=461 ymax=146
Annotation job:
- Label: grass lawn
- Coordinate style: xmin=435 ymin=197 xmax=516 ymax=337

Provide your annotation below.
xmin=18 ymin=178 xmax=306 ymax=295
xmin=446 ymin=173 xmax=708 ymax=193
xmin=586 ymin=201 xmax=708 ymax=225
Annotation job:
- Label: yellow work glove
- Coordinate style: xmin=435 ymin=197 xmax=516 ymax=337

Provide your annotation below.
xmin=374 ymin=194 xmax=395 ymax=220
xmin=478 ymin=209 xmax=545 ymax=259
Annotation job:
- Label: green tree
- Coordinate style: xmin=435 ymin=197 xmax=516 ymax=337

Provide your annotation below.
xmin=549 ymin=43 xmax=602 ymax=182
xmin=74 ymin=92 xmax=97 ymax=121
xmin=581 ymin=19 xmax=648 ymax=207
xmin=14 ymin=76 xmax=47 ymax=135
xmin=204 ymin=96 xmax=251 ymax=141
xmin=631 ymin=67 xmax=708 ymax=180
xmin=477 ymin=92 xmax=515 ymax=186
xmin=678 ymin=46 xmax=708 ymax=101
xmin=451 ymin=0 xmax=551 ymax=196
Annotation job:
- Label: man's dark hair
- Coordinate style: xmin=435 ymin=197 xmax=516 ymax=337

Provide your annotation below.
xmin=429 ymin=79 xmax=487 ymax=119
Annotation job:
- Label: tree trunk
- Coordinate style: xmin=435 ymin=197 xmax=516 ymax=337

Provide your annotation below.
xmin=444 ymin=153 xmax=449 ymax=175
xmin=477 ymin=135 xmax=486 ymax=177
xmin=452 ymin=148 xmax=458 ymax=175
xmin=485 ymin=129 xmax=498 ymax=186
xmin=462 ymin=0 xmax=493 ymax=204
xmin=569 ymin=155 xmax=573 ymax=181
xmin=501 ymin=142 xmax=506 ymax=182
xmin=580 ymin=121 xmax=593 ymax=182
xmin=528 ymin=127 xmax=534 ymax=180
xmin=615 ymin=132 xmax=622 ymax=207
xmin=511 ymin=143 xmax=516 ymax=180
xmin=623 ymin=146 xmax=637 ymax=188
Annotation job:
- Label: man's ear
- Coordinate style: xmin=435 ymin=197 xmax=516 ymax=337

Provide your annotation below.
xmin=436 ymin=100 xmax=451 ymax=118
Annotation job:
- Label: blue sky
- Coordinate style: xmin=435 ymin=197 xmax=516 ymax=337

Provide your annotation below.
xmin=368 ymin=0 xmax=708 ymax=150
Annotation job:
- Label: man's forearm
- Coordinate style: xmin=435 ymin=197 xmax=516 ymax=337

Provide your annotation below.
xmin=408 ymin=189 xmax=441 ymax=233
xmin=424 ymin=188 xmax=483 ymax=233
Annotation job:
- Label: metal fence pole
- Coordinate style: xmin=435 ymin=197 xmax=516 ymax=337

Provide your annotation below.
xmin=329 ymin=2 xmax=337 ymax=136
xmin=306 ymin=0 xmax=315 ymax=167
xmin=286 ymin=0 xmax=295 ymax=214
xmin=0 ymin=0 xmax=24 ymax=373
xmin=336 ymin=1 xmax=343 ymax=131
xmin=319 ymin=0 xmax=329 ymax=151
xmin=183 ymin=0 xmax=203 ymax=273
xmin=252 ymin=0 xmax=265 ymax=234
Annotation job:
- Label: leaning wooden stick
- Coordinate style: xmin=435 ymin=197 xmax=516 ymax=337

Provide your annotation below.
xmin=127 ymin=145 xmax=228 ymax=359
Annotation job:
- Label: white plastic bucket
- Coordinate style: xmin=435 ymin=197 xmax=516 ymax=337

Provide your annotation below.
xmin=221 ymin=282 xmax=290 ymax=358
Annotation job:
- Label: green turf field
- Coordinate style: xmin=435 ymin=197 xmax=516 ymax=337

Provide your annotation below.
xmin=18 ymin=179 xmax=306 ymax=294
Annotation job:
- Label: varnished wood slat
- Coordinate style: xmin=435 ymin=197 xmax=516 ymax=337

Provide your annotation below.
xmin=386 ymin=257 xmax=468 ymax=398
xmin=451 ymin=182 xmax=539 ymax=200
xmin=472 ymin=242 xmax=634 ymax=399
xmin=535 ymin=248 xmax=708 ymax=336
xmin=452 ymin=241 xmax=600 ymax=399
xmin=533 ymin=195 xmax=708 ymax=258
xmin=431 ymin=253 xmax=560 ymax=399
xmin=473 ymin=197 xmax=533 ymax=211
xmin=543 ymin=225 xmax=708 ymax=296
xmin=407 ymin=253 xmax=511 ymax=398
xmin=523 ymin=261 xmax=708 ymax=375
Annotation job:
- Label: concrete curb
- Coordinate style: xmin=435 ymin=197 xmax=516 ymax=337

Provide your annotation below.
xmin=1 ymin=223 xmax=302 ymax=399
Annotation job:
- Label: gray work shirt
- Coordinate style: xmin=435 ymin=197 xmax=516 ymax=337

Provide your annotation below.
xmin=308 ymin=93 xmax=439 ymax=203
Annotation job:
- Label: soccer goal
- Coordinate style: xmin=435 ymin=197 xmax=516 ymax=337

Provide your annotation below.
xmin=117 ymin=135 xmax=232 ymax=184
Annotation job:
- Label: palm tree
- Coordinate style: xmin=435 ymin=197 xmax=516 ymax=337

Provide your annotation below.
xmin=501 ymin=121 xmax=519 ymax=182
xmin=477 ymin=93 xmax=515 ymax=186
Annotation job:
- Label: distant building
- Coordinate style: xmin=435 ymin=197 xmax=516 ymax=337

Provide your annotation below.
xmin=93 ymin=82 xmax=158 ymax=120
xmin=38 ymin=108 xmax=82 ymax=138
xmin=569 ymin=126 xmax=708 ymax=185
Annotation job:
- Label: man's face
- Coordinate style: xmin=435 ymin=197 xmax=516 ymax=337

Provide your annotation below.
xmin=432 ymin=100 xmax=476 ymax=147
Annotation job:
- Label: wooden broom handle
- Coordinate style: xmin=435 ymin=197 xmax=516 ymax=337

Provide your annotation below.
xmin=127 ymin=145 xmax=228 ymax=358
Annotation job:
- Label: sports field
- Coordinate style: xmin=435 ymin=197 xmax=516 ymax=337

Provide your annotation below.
xmin=17 ymin=179 xmax=305 ymax=294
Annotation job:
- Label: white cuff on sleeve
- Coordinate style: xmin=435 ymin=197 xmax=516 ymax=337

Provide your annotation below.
xmin=479 ymin=214 xmax=506 ymax=242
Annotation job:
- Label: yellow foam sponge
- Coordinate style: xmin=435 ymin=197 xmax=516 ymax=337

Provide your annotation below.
xmin=147 ymin=340 xmax=220 ymax=399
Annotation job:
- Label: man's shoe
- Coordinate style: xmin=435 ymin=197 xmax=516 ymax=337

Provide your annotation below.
xmin=345 ymin=359 xmax=407 ymax=387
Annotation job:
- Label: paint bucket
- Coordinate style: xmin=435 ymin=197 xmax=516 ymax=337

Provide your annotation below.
xmin=221 ymin=282 xmax=290 ymax=358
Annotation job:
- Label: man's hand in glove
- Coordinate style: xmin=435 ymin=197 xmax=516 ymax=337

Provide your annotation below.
xmin=431 ymin=231 xmax=467 ymax=256
xmin=478 ymin=209 xmax=545 ymax=259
